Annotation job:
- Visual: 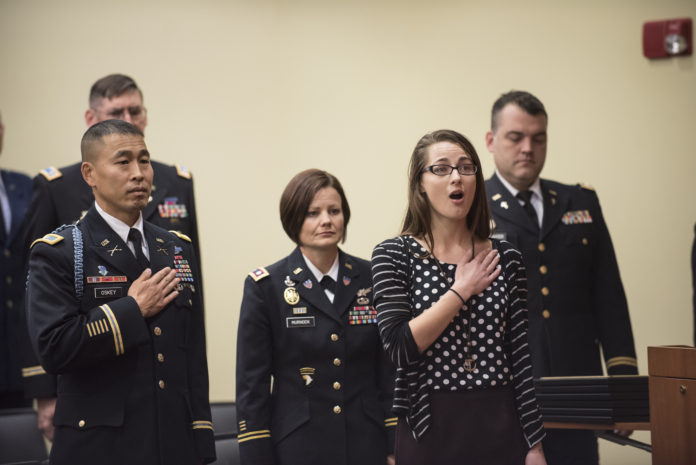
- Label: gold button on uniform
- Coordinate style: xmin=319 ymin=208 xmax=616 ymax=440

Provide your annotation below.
xmin=6 ymin=276 xmax=12 ymax=285
xmin=333 ymin=405 xmax=341 ymax=414
xmin=158 ymin=380 xmax=165 ymax=389
xmin=333 ymin=381 xmax=341 ymax=390
xmin=157 ymin=353 xmax=164 ymax=363
xmin=154 ymin=327 xmax=162 ymax=336
xmin=78 ymin=420 xmax=86 ymax=428
xmin=541 ymin=287 xmax=549 ymax=296
xmin=539 ymin=265 xmax=548 ymax=275
xmin=582 ymin=237 xmax=588 ymax=245
xmin=330 ymin=333 xmax=339 ymax=342
xmin=333 ymin=358 xmax=341 ymax=367
xmin=538 ymin=243 xmax=546 ymax=252
xmin=542 ymin=310 xmax=551 ymax=319
xmin=6 ymin=300 xmax=12 ymax=309
xmin=3 ymin=249 xmax=10 ymax=258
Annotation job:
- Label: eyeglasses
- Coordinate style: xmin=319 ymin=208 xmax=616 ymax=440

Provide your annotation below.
xmin=422 ymin=163 xmax=478 ymax=176
xmin=96 ymin=106 xmax=147 ymax=122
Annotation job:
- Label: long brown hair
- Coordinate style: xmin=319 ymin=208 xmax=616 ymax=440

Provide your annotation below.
xmin=401 ymin=129 xmax=490 ymax=251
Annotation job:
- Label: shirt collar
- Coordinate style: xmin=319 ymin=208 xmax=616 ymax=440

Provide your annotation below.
xmin=496 ymin=170 xmax=542 ymax=200
xmin=94 ymin=201 xmax=145 ymax=245
xmin=302 ymin=252 xmax=339 ymax=283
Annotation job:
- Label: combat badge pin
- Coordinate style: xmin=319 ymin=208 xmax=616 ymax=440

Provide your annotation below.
xmin=356 ymin=287 xmax=372 ymax=305
xmin=284 ymin=276 xmax=296 ymax=287
xmin=284 ymin=287 xmax=300 ymax=305
xmin=500 ymin=201 xmax=509 ymax=210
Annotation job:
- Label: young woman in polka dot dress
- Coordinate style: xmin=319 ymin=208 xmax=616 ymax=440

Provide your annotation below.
xmin=371 ymin=130 xmax=546 ymax=465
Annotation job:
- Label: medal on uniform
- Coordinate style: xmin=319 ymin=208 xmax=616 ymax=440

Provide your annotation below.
xmin=284 ymin=287 xmax=300 ymax=305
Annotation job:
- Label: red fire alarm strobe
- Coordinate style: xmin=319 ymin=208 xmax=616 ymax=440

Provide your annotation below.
xmin=643 ymin=18 xmax=692 ymax=59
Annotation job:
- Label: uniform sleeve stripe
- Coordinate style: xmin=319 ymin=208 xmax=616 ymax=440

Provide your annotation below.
xmin=87 ymin=323 xmax=94 ymax=337
xmin=100 ymin=305 xmax=124 ymax=356
xmin=191 ymin=420 xmax=214 ymax=430
xmin=22 ymin=366 xmax=47 ymax=377
xmin=238 ymin=430 xmax=271 ymax=442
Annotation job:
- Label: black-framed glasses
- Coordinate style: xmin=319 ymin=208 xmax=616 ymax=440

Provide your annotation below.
xmin=422 ymin=163 xmax=478 ymax=176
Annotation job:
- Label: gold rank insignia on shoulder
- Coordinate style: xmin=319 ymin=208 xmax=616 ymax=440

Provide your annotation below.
xmin=491 ymin=193 xmax=502 ymax=201
xmin=293 ymin=267 xmax=303 ymax=275
xmin=30 ymin=233 xmax=64 ymax=248
xmin=284 ymin=287 xmax=300 ymax=305
xmin=39 ymin=166 xmax=62 ymax=181
xmin=579 ymin=183 xmax=595 ymax=191
xmin=249 ymin=267 xmax=269 ymax=282
xmin=300 ymin=367 xmax=315 ymax=386
xmin=176 ymin=163 xmax=192 ymax=179
xmin=169 ymin=230 xmax=192 ymax=242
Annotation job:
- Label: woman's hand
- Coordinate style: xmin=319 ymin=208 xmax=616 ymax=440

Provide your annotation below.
xmin=525 ymin=442 xmax=547 ymax=465
xmin=451 ymin=248 xmax=500 ymax=300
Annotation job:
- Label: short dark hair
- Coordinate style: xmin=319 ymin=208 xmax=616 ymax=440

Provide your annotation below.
xmin=401 ymin=129 xmax=490 ymax=250
xmin=89 ymin=74 xmax=142 ymax=108
xmin=491 ymin=90 xmax=547 ymax=132
xmin=81 ymin=119 xmax=144 ymax=162
xmin=279 ymin=169 xmax=351 ymax=245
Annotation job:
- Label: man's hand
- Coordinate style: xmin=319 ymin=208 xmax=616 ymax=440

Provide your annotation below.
xmin=36 ymin=397 xmax=56 ymax=441
xmin=128 ymin=267 xmax=180 ymax=318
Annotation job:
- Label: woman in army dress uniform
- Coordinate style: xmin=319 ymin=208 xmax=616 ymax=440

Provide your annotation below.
xmin=236 ymin=169 xmax=396 ymax=465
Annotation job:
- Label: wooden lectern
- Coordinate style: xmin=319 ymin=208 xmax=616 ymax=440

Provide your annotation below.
xmin=648 ymin=345 xmax=696 ymax=465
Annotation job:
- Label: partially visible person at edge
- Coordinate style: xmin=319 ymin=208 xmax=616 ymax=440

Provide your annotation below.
xmin=20 ymin=73 xmax=201 ymax=441
xmin=484 ymin=90 xmax=638 ymax=465
xmin=371 ymin=129 xmax=546 ymax=465
xmin=25 ymin=120 xmax=214 ymax=464
xmin=236 ymin=169 xmax=396 ymax=465
xmin=0 ymin=110 xmax=32 ymax=409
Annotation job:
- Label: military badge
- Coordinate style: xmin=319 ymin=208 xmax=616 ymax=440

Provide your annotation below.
xmin=100 ymin=239 xmax=110 ymax=247
xmin=292 ymin=307 xmax=307 ymax=315
xmin=293 ymin=267 xmax=303 ymax=275
xmin=98 ymin=265 xmax=108 ymax=276
xmin=500 ymin=201 xmax=509 ymax=210
xmin=343 ymin=276 xmax=351 ymax=286
xmin=303 ymin=279 xmax=312 ymax=289
xmin=249 ymin=267 xmax=269 ymax=282
xmin=284 ymin=287 xmax=300 ymax=305
xmin=300 ymin=367 xmax=315 ymax=386
xmin=491 ymin=193 xmax=502 ymax=201
xmin=356 ymin=287 xmax=372 ymax=305
xmin=174 ymin=255 xmax=194 ymax=282
xmin=349 ymin=306 xmax=377 ymax=325
xmin=174 ymin=246 xmax=183 ymax=254
xmin=87 ymin=276 xmax=127 ymax=283
xmin=562 ymin=210 xmax=593 ymax=225
xmin=284 ymin=276 xmax=296 ymax=287
xmin=158 ymin=197 xmax=189 ymax=219
xmin=107 ymin=245 xmax=122 ymax=256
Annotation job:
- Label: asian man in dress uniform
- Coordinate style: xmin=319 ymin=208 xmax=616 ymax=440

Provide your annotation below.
xmin=484 ymin=90 xmax=638 ymax=465
xmin=25 ymin=119 xmax=214 ymax=465
xmin=20 ymin=73 xmax=201 ymax=440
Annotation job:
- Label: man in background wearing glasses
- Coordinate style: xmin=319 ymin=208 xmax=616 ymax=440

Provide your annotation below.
xmin=484 ymin=90 xmax=638 ymax=465
xmin=20 ymin=73 xmax=202 ymax=441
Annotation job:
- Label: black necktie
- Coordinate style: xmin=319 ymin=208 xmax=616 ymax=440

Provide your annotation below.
xmin=516 ymin=191 xmax=540 ymax=230
xmin=320 ymin=276 xmax=336 ymax=294
xmin=128 ymin=228 xmax=150 ymax=270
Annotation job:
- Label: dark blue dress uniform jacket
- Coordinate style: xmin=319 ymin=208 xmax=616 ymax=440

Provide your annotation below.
xmin=25 ymin=207 xmax=215 ymax=465
xmin=236 ymin=248 xmax=396 ymax=465
xmin=0 ymin=169 xmax=32 ymax=399
xmin=486 ymin=173 xmax=638 ymax=378
xmin=20 ymin=160 xmax=201 ymax=400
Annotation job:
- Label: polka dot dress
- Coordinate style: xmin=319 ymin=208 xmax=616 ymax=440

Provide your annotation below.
xmin=409 ymin=241 xmax=514 ymax=391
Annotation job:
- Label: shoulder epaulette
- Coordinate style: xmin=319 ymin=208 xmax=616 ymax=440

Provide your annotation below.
xmin=175 ymin=164 xmax=192 ymax=180
xmin=249 ymin=267 xmax=270 ymax=282
xmin=169 ymin=230 xmax=192 ymax=242
xmin=39 ymin=166 xmax=63 ymax=181
xmin=578 ymin=182 xmax=595 ymax=191
xmin=30 ymin=233 xmax=64 ymax=248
